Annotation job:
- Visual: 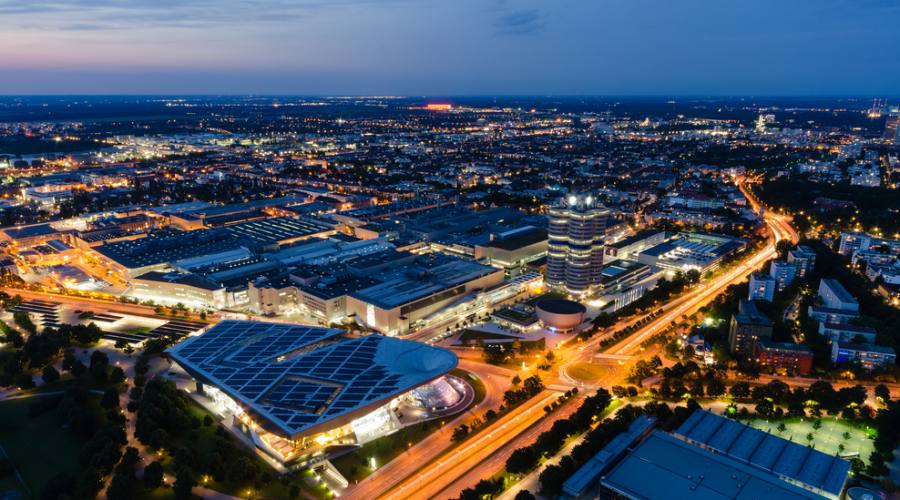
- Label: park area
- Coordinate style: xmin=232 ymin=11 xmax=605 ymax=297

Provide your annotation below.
xmin=745 ymin=417 xmax=875 ymax=463
xmin=0 ymin=395 xmax=98 ymax=497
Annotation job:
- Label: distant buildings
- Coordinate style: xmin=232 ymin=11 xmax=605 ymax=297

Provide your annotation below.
xmin=728 ymin=300 xmax=773 ymax=356
xmin=884 ymin=110 xmax=900 ymax=144
xmin=838 ymin=231 xmax=899 ymax=257
xmin=748 ymin=272 xmax=776 ymax=302
xmin=546 ymin=195 xmax=611 ymax=296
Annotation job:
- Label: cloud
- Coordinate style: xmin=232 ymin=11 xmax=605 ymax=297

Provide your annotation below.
xmin=493 ymin=8 xmax=544 ymax=36
xmin=0 ymin=0 xmax=398 ymax=31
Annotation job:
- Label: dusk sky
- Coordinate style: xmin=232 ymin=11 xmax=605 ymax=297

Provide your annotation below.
xmin=2 ymin=0 xmax=899 ymax=95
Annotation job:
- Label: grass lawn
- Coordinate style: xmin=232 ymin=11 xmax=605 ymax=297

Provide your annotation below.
xmin=331 ymin=418 xmax=446 ymax=483
xmin=745 ymin=417 xmax=875 ymax=463
xmin=0 ymin=396 xmax=98 ymax=497
xmin=567 ymin=361 xmax=608 ymax=382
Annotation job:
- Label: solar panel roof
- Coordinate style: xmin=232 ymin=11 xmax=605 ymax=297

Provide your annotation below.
xmin=168 ymin=320 xmax=458 ymax=438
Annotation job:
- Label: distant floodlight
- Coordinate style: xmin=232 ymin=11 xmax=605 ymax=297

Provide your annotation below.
xmin=568 ymin=195 xmax=577 ymax=205
xmin=585 ymin=196 xmax=593 ymax=205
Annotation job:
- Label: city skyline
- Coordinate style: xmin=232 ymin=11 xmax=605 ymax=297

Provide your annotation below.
xmin=2 ymin=0 xmax=900 ymax=95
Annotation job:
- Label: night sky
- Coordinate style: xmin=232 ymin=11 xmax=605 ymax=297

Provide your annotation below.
xmin=2 ymin=0 xmax=898 ymax=95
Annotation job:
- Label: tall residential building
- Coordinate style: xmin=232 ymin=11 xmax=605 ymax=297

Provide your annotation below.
xmin=748 ymin=272 xmax=776 ymax=302
xmin=546 ymin=194 xmax=610 ymax=296
xmin=769 ymin=260 xmax=798 ymax=291
xmin=787 ymin=245 xmax=816 ymax=277
xmin=728 ymin=299 xmax=773 ymax=356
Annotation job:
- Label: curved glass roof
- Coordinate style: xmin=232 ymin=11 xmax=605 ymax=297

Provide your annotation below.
xmin=168 ymin=320 xmax=457 ymax=438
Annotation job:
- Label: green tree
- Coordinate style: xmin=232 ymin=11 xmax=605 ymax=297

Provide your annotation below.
xmin=173 ymin=467 xmax=196 ymax=500
xmin=143 ymin=461 xmax=164 ymax=489
xmin=101 ymin=387 xmax=120 ymax=409
xmin=89 ymin=350 xmax=110 ymax=383
xmin=15 ymin=372 xmax=34 ymax=389
xmin=729 ymin=381 xmax=751 ymax=399
xmin=538 ymin=464 xmax=567 ymax=496
xmin=106 ymin=473 xmax=134 ymax=500
xmin=451 ymin=424 xmax=470 ymax=442
xmin=515 ymin=490 xmax=537 ymax=500
xmin=41 ymin=365 xmax=60 ymax=384
xmin=706 ymin=378 xmax=726 ymax=398
xmin=13 ymin=311 xmax=36 ymax=335
xmin=506 ymin=447 xmax=538 ymax=474
xmin=110 ymin=366 xmax=126 ymax=384
xmin=875 ymin=384 xmax=890 ymax=403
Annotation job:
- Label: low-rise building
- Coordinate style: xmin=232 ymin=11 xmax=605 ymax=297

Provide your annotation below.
xmin=831 ymin=341 xmax=897 ymax=370
xmin=473 ymin=225 xmax=547 ymax=268
xmin=754 ymin=340 xmax=814 ymax=375
xmin=346 ymin=253 xmax=505 ymax=335
xmin=597 ymin=410 xmax=850 ymax=500
xmin=636 ymin=232 xmax=745 ymax=275
xmin=808 ymin=305 xmax=860 ymax=325
xmin=129 ymin=270 xmax=227 ymax=309
xmin=603 ymin=229 xmax=667 ymax=263
xmin=819 ymin=322 xmax=877 ymax=343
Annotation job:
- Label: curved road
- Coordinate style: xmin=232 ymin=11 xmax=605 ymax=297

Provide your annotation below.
xmin=341 ymin=359 xmax=514 ymax=499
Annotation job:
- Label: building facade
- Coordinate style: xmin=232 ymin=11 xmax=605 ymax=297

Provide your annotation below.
xmin=546 ymin=195 xmax=610 ymax=297
xmin=769 ymin=260 xmax=798 ymax=291
xmin=754 ymin=340 xmax=814 ymax=375
xmin=748 ymin=272 xmax=776 ymax=302
xmin=728 ymin=300 xmax=774 ymax=356
xmin=787 ymin=245 xmax=816 ymax=277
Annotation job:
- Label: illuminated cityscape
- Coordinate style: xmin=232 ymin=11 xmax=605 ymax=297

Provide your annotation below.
xmin=0 ymin=2 xmax=899 ymax=500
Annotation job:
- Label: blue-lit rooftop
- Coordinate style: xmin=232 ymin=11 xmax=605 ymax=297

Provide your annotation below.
xmin=168 ymin=320 xmax=457 ymax=438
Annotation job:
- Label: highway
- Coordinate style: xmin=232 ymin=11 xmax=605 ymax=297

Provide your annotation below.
xmin=431 ymin=393 xmax=582 ymax=500
xmin=382 ymin=390 xmax=561 ymax=500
